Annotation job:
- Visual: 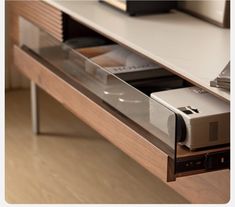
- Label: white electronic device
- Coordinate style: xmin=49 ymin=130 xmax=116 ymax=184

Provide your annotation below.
xmin=150 ymin=87 xmax=230 ymax=150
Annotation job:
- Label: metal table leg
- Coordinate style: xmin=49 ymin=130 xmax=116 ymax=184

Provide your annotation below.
xmin=30 ymin=81 xmax=40 ymax=134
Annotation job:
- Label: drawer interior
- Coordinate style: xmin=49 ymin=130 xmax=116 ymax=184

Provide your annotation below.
xmin=18 ymin=16 xmax=230 ymax=180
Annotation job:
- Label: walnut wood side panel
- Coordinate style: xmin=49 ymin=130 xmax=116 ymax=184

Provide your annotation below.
xmin=13 ymin=45 xmax=170 ymax=182
xmin=8 ymin=1 xmax=63 ymax=43
xmin=6 ymin=0 xmax=63 ymax=89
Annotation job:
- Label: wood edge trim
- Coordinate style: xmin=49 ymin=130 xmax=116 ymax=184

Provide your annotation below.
xmin=13 ymin=45 xmax=170 ymax=182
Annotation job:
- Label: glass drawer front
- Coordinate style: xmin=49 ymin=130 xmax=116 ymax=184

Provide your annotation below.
xmin=19 ymin=17 xmax=178 ymax=160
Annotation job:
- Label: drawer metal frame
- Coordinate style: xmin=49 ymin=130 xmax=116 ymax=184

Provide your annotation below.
xmin=31 ymin=81 xmax=40 ymax=134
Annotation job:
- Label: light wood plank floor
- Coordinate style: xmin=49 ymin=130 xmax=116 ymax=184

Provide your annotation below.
xmin=5 ymin=89 xmax=188 ymax=204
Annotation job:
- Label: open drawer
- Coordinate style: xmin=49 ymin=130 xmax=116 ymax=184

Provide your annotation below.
xmin=14 ymin=17 xmax=230 ymax=182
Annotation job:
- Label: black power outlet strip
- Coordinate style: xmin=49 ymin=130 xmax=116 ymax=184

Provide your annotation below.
xmin=176 ymin=149 xmax=230 ymax=174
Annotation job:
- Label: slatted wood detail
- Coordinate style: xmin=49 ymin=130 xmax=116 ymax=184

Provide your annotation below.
xmin=8 ymin=0 xmax=63 ymax=43
xmin=6 ymin=0 xmax=63 ymax=88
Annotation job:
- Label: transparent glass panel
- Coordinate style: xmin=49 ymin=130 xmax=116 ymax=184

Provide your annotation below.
xmin=19 ymin=17 xmax=177 ymax=158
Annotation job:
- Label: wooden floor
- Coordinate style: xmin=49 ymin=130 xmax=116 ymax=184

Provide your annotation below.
xmin=5 ymin=89 xmax=188 ymax=204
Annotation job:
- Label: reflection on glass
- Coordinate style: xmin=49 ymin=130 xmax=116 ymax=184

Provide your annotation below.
xmin=19 ymin=17 xmax=177 ymax=158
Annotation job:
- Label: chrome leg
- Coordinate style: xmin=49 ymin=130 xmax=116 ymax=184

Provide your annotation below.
xmin=30 ymin=81 xmax=40 ymax=134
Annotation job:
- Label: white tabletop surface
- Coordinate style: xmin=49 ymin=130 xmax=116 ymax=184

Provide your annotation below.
xmin=45 ymin=0 xmax=230 ymax=102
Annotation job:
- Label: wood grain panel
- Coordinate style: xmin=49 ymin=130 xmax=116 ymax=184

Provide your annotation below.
xmin=12 ymin=2 xmax=62 ymax=22
xmin=26 ymin=1 xmax=62 ymax=19
xmin=15 ymin=4 xmax=62 ymax=27
xmin=6 ymin=0 xmax=63 ymax=89
xmin=8 ymin=1 xmax=63 ymax=43
xmin=11 ymin=2 xmax=63 ymax=41
xmin=13 ymin=45 xmax=170 ymax=182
